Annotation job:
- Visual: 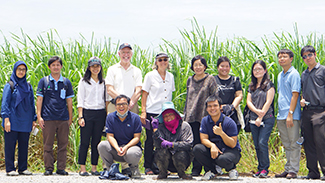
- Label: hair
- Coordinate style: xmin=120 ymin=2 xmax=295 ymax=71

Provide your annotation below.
xmin=48 ymin=56 xmax=62 ymax=67
xmin=190 ymin=55 xmax=208 ymax=71
xmin=249 ymin=60 xmax=270 ymax=92
xmin=277 ymin=49 xmax=294 ymax=58
xmin=114 ymin=94 xmax=130 ymax=105
xmin=82 ymin=57 xmax=104 ymax=84
xmin=300 ymin=45 xmax=316 ymax=57
xmin=205 ymin=94 xmax=222 ymax=108
xmin=217 ymin=56 xmax=231 ymax=68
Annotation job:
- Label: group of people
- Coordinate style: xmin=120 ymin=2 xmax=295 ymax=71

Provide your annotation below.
xmin=1 ymin=43 xmax=325 ymax=181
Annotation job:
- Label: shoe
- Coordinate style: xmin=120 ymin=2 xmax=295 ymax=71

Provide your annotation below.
xmin=145 ymin=168 xmax=154 ymax=175
xmin=56 ymin=169 xmax=69 ymax=175
xmin=121 ymin=167 xmax=132 ymax=177
xmin=229 ymin=169 xmax=238 ymax=180
xmin=18 ymin=170 xmax=32 ymax=175
xmin=79 ymin=171 xmax=89 ymax=176
xmin=302 ymin=174 xmax=320 ymax=179
xmin=252 ymin=171 xmax=260 ymax=178
xmin=259 ymin=169 xmax=269 ymax=178
xmin=44 ymin=170 xmax=53 ymax=176
xmin=275 ymin=171 xmax=288 ymax=178
xmin=179 ymin=173 xmax=193 ymax=180
xmin=201 ymin=170 xmax=215 ymax=181
xmin=215 ymin=165 xmax=223 ymax=175
xmin=91 ymin=171 xmax=100 ymax=176
xmin=321 ymin=176 xmax=325 ymax=181
xmin=154 ymin=173 xmax=168 ymax=180
xmin=286 ymin=172 xmax=297 ymax=179
xmin=191 ymin=170 xmax=201 ymax=176
xmin=130 ymin=166 xmax=141 ymax=178
xmin=7 ymin=171 xmax=19 ymax=176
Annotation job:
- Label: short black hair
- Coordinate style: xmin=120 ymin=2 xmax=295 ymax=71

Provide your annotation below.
xmin=300 ymin=45 xmax=315 ymax=57
xmin=190 ymin=55 xmax=208 ymax=71
xmin=277 ymin=49 xmax=294 ymax=58
xmin=114 ymin=94 xmax=130 ymax=105
xmin=48 ymin=56 xmax=62 ymax=67
xmin=217 ymin=56 xmax=231 ymax=68
xmin=205 ymin=94 xmax=222 ymax=108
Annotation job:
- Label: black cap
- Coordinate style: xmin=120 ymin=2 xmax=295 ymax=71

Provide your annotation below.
xmin=119 ymin=43 xmax=132 ymax=50
xmin=155 ymin=52 xmax=169 ymax=59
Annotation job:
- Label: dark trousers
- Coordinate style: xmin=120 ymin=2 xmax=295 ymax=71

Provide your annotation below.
xmin=144 ymin=113 xmax=159 ymax=170
xmin=4 ymin=131 xmax=30 ymax=172
xmin=78 ymin=109 xmax=106 ymax=165
xmin=154 ymin=148 xmax=192 ymax=176
xmin=302 ymin=109 xmax=325 ymax=177
xmin=193 ymin=143 xmax=241 ymax=173
xmin=189 ymin=122 xmax=202 ymax=173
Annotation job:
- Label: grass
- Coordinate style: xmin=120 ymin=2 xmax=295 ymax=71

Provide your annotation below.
xmin=1 ymin=18 xmax=324 ymax=175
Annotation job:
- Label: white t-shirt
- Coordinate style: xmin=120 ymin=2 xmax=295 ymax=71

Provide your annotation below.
xmin=142 ymin=70 xmax=175 ymax=114
xmin=77 ymin=78 xmax=109 ymax=109
xmin=105 ymin=62 xmax=142 ymax=100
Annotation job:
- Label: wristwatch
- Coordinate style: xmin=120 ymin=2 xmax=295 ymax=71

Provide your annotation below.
xmin=289 ymin=111 xmax=294 ymax=114
xmin=78 ymin=117 xmax=84 ymax=120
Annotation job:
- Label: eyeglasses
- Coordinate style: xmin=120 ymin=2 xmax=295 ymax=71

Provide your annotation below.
xmin=116 ymin=103 xmax=128 ymax=107
xmin=302 ymin=53 xmax=314 ymax=59
xmin=17 ymin=68 xmax=27 ymax=72
xmin=158 ymin=58 xmax=168 ymax=62
xmin=253 ymin=68 xmax=264 ymax=72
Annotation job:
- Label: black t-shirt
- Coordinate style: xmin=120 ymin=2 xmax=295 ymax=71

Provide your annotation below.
xmin=214 ymin=75 xmax=242 ymax=105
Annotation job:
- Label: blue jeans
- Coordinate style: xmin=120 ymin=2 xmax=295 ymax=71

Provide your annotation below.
xmin=250 ymin=117 xmax=275 ymax=172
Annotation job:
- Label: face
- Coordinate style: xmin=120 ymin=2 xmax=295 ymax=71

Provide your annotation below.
xmin=156 ymin=57 xmax=169 ymax=70
xmin=115 ymin=98 xmax=128 ymax=115
xmin=206 ymin=100 xmax=220 ymax=117
xmin=163 ymin=112 xmax=176 ymax=122
xmin=89 ymin=64 xmax=101 ymax=75
xmin=118 ymin=48 xmax=133 ymax=64
xmin=302 ymin=51 xmax=317 ymax=67
xmin=16 ymin=64 xmax=27 ymax=79
xmin=193 ymin=59 xmax=206 ymax=75
xmin=49 ymin=60 xmax=62 ymax=75
xmin=252 ymin=63 xmax=266 ymax=79
xmin=217 ymin=61 xmax=230 ymax=77
xmin=278 ymin=53 xmax=293 ymax=68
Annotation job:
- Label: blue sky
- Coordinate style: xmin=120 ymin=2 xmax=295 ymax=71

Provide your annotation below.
xmin=1 ymin=0 xmax=324 ymax=50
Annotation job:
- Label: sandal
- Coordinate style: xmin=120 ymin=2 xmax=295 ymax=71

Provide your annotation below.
xmin=145 ymin=168 xmax=154 ymax=175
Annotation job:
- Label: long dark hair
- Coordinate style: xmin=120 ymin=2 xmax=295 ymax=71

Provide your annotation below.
xmin=82 ymin=57 xmax=104 ymax=84
xmin=249 ymin=60 xmax=270 ymax=92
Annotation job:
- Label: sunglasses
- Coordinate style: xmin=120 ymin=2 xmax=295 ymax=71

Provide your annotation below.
xmin=157 ymin=58 xmax=168 ymax=62
xmin=302 ymin=53 xmax=314 ymax=59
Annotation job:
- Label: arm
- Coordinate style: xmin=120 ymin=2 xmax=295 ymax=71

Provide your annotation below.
xmin=1 ymin=84 xmax=12 ymax=132
xmin=129 ymin=86 xmax=142 ymax=110
xmin=36 ymin=96 xmax=45 ymax=129
xmin=232 ymin=90 xmax=243 ymax=109
xmin=106 ymin=84 xmax=120 ymax=100
xmin=247 ymin=93 xmax=265 ymax=119
xmin=107 ymin=133 xmax=121 ymax=153
xmin=286 ymin=92 xmax=299 ymax=128
xmin=173 ymin=123 xmax=193 ymax=151
xmin=255 ymin=87 xmax=275 ymax=126
xmin=120 ymin=133 xmax=141 ymax=156
xmin=66 ymin=97 xmax=73 ymax=126
xmin=140 ymin=90 xmax=148 ymax=124
xmin=77 ymin=107 xmax=85 ymax=127
xmin=213 ymin=123 xmax=237 ymax=148
xmin=200 ymin=133 xmax=222 ymax=159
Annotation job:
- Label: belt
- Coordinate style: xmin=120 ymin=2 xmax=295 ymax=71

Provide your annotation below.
xmin=304 ymin=106 xmax=325 ymax=110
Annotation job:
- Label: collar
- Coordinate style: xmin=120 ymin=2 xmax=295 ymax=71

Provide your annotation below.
xmin=307 ymin=63 xmax=320 ymax=73
xmin=49 ymin=74 xmax=63 ymax=82
xmin=118 ymin=62 xmax=133 ymax=71
xmin=114 ymin=111 xmax=131 ymax=121
xmin=281 ymin=66 xmax=294 ymax=76
xmin=208 ymin=113 xmax=224 ymax=125
xmin=154 ymin=69 xmax=170 ymax=82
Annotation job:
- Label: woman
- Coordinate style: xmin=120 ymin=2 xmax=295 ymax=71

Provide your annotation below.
xmin=1 ymin=61 xmax=36 ymax=176
xmin=214 ymin=56 xmax=243 ymax=133
xmin=140 ymin=52 xmax=175 ymax=175
xmin=184 ymin=55 xmax=217 ymax=176
xmin=77 ymin=57 xmax=108 ymax=176
xmin=246 ymin=60 xmax=275 ymax=178
xmin=152 ymin=102 xmax=193 ymax=180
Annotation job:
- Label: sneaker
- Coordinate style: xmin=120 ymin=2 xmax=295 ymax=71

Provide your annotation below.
xmin=259 ymin=169 xmax=268 ymax=178
xmin=7 ymin=171 xmax=19 ymax=176
xmin=215 ymin=165 xmax=223 ymax=175
xmin=229 ymin=169 xmax=238 ymax=180
xmin=130 ymin=166 xmax=141 ymax=178
xmin=18 ymin=170 xmax=32 ymax=175
xmin=252 ymin=171 xmax=260 ymax=178
xmin=121 ymin=167 xmax=132 ymax=177
xmin=201 ymin=171 xmax=215 ymax=181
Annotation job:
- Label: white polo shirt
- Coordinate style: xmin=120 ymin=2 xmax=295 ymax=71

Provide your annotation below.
xmin=77 ymin=78 xmax=109 ymax=109
xmin=105 ymin=62 xmax=142 ymax=100
xmin=142 ymin=70 xmax=175 ymax=114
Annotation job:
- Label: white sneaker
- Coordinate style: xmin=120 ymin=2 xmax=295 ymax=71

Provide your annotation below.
xmin=19 ymin=170 xmax=32 ymax=175
xmin=215 ymin=165 xmax=223 ymax=175
xmin=201 ymin=170 xmax=215 ymax=181
xmin=7 ymin=171 xmax=19 ymax=176
xmin=229 ymin=169 xmax=238 ymax=180
xmin=130 ymin=166 xmax=141 ymax=179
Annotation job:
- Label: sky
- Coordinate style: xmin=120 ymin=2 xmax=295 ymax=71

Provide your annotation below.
xmin=1 ymin=0 xmax=325 ymax=50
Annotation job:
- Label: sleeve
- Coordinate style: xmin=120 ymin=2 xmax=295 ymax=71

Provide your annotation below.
xmin=290 ymin=72 xmax=301 ymax=93
xmin=65 ymin=79 xmax=74 ymax=98
xmin=234 ymin=76 xmax=242 ymax=91
xmin=152 ymin=127 xmax=163 ymax=148
xmin=134 ymin=67 xmax=142 ymax=87
xmin=208 ymin=76 xmax=218 ymax=96
xmin=173 ymin=122 xmax=193 ymax=151
xmin=199 ymin=117 xmax=208 ymax=134
xmin=171 ymin=73 xmax=175 ymax=92
xmin=105 ymin=115 xmax=114 ymax=134
xmin=142 ymin=72 xmax=151 ymax=92
xmin=77 ymin=79 xmax=85 ymax=108
xmin=183 ymin=77 xmax=191 ymax=114
xmin=105 ymin=66 xmax=114 ymax=86
xmin=133 ymin=115 xmax=142 ymax=134
xmin=29 ymin=85 xmax=37 ymax=121
xmin=224 ymin=118 xmax=238 ymax=137
xmin=1 ymin=83 xmax=12 ymax=119
xmin=36 ymin=77 xmax=44 ymax=97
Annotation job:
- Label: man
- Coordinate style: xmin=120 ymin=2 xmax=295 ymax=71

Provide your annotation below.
xmin=97 ymin=95 xmax=142 ymax=178
xmin=300 ymin=45 xmax=325 ymax=180
xmin=193 ymin=94 xmax=241 ymax=180
xmin=275 ymin=49 xmax=301 ymax=179
xmin=36 ymin=56 xmax=74 ymax=176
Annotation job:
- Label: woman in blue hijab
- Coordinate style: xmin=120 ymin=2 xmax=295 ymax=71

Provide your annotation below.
xmin=1 ymin=61 xmax=36 ymax=176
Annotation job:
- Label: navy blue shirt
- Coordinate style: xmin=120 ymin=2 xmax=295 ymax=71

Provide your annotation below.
xmin=200 ymin=113 xmax=241 ymax=151
xmin=105 ymin=111 xmax=142 ymax=147
xmin=36 ymin=75 xmax=74 ymax=121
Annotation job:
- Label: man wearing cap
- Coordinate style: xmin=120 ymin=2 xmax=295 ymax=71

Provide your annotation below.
xmin=151 ymin=101 xmax=193 ymax=180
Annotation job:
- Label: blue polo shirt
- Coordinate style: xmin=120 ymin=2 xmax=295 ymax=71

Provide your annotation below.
xmin=200 ymin=113 xmax=241 ymax=151
xmin=277 ymin=66 xmax=301 ymax=120
xmin=105 ymin=111 xmax=142 ymax=147
xmin=36 ymin=74 xmax=74 ymax=121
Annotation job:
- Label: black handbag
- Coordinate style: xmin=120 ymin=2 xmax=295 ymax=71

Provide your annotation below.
xmin=243 ymin=105 xmax=251 ymax=132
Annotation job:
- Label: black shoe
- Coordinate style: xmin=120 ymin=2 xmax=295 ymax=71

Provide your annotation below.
xmin=302 ymin=174 xmax=320 ymax=179
xmin=44 ymin=170 xmax=53 ymax=176
xmin=191 ymin=171 xmax=200 ymax=176
xmin=56 ymin=169 xmax=69 ymax=175
xmin=91 ymin=171 xmax=100 ymax=176
xmin=121 ymin=168 xmax=132 ymax=177
xmin=321 ymin=176 xmax=325 ymax=181
xmin=79 ymin=171 xmax=89 ymax=176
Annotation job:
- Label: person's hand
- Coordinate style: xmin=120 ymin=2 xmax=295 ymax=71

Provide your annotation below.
xmin=140 ymin=112 xmax=147 ymax=125
xmin=255 ymin=109 xmax=265 ymax=118
xmin=4 ymin=118 xmax=11 ymax=132
xmin=151 ymin=117 xmax=159 ymax=130
xmin=160 ymin=137 xmax=173 ymax=148
xmin=38 ymin=117 xmax=45 ymax=129
xmin=255 ymin=118 xmax=262 ymax=127
xmin=286 ymin=114 xmax=294 ymax=128
xmin=79 ymin=118 xmax=85 ymax=127
xmin=210 ymin=144 xmax=222 ymax=159
xmin=213 ymin=123 xmax=223 ymax=136
xmin=300 ymin=99 xmax=306 ymax=107
xmin=117 ymin=146 xmax=128 ymax=156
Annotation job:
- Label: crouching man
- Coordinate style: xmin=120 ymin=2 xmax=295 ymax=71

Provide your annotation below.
xmin=193 ymin=94 xmax=241 ymax=180
xmin=97 ymin=95 xmax=142 ymax=178
xmin=152 ymin=102 xmax=193 ymax=180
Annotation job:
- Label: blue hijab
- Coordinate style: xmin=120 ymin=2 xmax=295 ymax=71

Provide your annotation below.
xmin=10 ymin=61 xmax=30 ymax=109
